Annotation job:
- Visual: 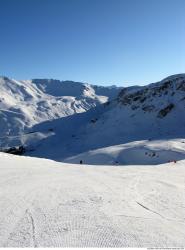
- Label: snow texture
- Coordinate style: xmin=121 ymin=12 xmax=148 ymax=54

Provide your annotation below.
xmin=0 ymin=153 xmax=185 ymax=247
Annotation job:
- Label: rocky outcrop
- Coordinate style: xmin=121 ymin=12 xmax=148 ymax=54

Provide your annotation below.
xmin=2 ymin=146 xmax=26 ymax=155
xmin=117 ymin=74 xmax=185 ymax=118
xmin=157 ymin=103 xmax=175 ymax=118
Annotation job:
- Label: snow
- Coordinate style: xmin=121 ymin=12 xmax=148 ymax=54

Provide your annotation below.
xmin=0 ymin=153 xmax=185 ymax=247
xmin=64 ymin=139 xmax=185 ymax=165
xmin=23 ymin=92 xmax=185 ymax=163
xmin=1 ymin=74 xmax=185 ymax=165
xmin=0 ymin=77 xmax=120 ymax=138
xmin=0 ymin=74 xmax=185 ymax=247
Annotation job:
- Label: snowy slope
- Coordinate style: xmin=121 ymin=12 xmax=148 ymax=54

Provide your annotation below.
xmin=20 ymin=74 xmax=185 ymax=163
xmin=0 ymin=153 xmax=185 ymax=247
xmin=0 ymin=77 xmax=120 ymax=147
xmin=1 ymin=74 xmax=185 ymax=164
xmin=64 ymin=139 xmax=185 ymax=165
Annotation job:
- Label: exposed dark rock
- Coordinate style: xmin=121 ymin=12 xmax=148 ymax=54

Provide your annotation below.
xmin=142 ymin=105 xmax=155 ymax=112
xmin=3 ymin=146 xmax=26 ymax=155
xmin=177 ymin=81 xmax=185 ymax=91
xmin=140 ymin=97 xmax=147 ymax=103
xmin=91 ymin=118 xmax=98 ymax=123
xmin=131 ymin=105 xmax=139 ymax=110
xmin=157 ymin=103 xmax=175 ymax=118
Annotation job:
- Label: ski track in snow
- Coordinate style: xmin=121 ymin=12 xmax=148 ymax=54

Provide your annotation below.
xmin=0 ymin=153 xmax=185 ymax=247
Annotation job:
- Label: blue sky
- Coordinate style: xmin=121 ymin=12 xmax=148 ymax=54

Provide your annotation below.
xmin=0 ymin=0 xmax=184 ymax=86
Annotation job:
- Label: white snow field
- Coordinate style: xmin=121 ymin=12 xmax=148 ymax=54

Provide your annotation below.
xmin=64 ymin=139 xmax=185 ymax=165
xmin=0 ymin=153 xmax=185 ymax=247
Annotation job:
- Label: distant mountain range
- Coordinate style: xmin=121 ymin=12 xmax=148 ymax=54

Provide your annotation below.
xmin=0 ymin=74 xmax=185 ymax=165
xmin=0 ymin=77 xmax=121 ymax=137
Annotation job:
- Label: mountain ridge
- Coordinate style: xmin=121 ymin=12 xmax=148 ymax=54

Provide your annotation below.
xmin=0 ymin=74 xmax=185 ymax=164
xmin=0 ymin=77 xmax=121 ymax=138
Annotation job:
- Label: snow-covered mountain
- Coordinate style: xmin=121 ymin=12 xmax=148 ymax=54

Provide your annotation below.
xmin=23 ymin=74 xmax=185 ymax=163
xmin=0 ymin=74 xmax=185 ymax=164
xmin=1 ymin=74 xmax=185 ymax=247
xmin=0 ymin=76 xmax=120 ymax=143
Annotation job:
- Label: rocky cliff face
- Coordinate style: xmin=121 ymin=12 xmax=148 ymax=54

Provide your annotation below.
xmin=117 ymin=74 xmax=185 ymax=118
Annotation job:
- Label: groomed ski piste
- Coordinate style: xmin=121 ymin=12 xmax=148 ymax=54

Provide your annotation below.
xmin=0 ymin=152 xmax=185 ymax=247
